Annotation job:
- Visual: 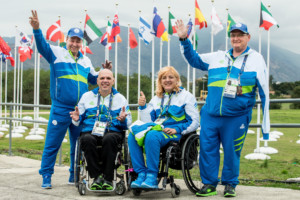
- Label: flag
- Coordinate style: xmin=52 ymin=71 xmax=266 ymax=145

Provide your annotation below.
xmin=139 ymin=16 xmax=152 ymax=45
xmin=211 ymin=6 xmax=224 ymax=35
xmin=0 ymin=52 xmax=15 ymax=67
xmin=187 ymin=18 xmax=198 ymax=49
xmin=80 ymin=46 xmax=93 ymax=55
xmin=260 ymin=2 xmax=279 ymax=31
xmin=18 ymin=46 xmax=33 ymax=62
xmin=15 ymin=29 xmax=31 ymax=47
xmin=109 ymin=14 xmax=121 ymax=42
xmin=84 ymin=14 xmax=103 ymax=45
xmin=168 ymin=11 xmax=177 ymax=35
xmin=195 ymin=0 xmax=207 ymax=29
xmin=46 ymin=20 xmax=62 ymax=42
xmin=100 ymin=32 xmax=112 ymax=49
xmin=129 ymin=28 xmax=138 ymax=49
xmin=227 ymin=14 xmax=236 ymax=37
xmin=152 ymin=7 xmax=168 ymax=41
xmin=59 ymin=32 xmax=66 ymax=47
xmin=0 ymin=36 xmax=11 ymax=55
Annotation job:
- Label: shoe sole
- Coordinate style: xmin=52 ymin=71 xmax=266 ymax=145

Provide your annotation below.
xmin=224 ymin=193 xmax=236 ymax=197
xmin=196 ymin=191 xmax=217 ymax=197
xmin=41 ymin=186 xmax=52 ymax=189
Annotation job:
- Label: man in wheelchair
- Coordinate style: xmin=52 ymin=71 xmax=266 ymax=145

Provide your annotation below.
xmin=128 ymin=66 xmax=199 ymax=189
xmin=70 ymin=69 xmax=132 ymax=191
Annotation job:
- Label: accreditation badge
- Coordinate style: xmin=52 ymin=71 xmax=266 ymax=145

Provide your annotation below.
xmin=223 ymin=78 xmax=238 ymax=98
xmin=91 ymin=121 xmax=106 ymax=137
xmin=154 ymin=117 xmax=168 ymax=126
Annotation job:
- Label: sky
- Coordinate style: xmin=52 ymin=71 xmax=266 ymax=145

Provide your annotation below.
xmin=1 ymin=0 xmax=299 ymax=54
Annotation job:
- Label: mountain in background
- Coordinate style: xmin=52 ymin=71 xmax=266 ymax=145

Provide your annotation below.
xmin=3 ymin=26 xmax=300 ymax=82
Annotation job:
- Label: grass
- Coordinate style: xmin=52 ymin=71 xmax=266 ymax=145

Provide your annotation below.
xmin=0 ymin=107 xmax=300 ymax=190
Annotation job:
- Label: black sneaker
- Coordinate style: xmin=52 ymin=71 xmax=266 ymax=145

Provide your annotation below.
xmin=196 ymin=184 xmax=217 ymax=197
xmin=91 ymin=175 xmax=104 ymax=190
xmin=224 ymin=185 xmax=236 ymax=197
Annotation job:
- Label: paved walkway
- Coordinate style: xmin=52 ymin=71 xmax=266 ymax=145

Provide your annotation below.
xmin=0 ymin=154 xmax=299 ymax=200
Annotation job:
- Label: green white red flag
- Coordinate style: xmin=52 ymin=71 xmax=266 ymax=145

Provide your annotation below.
xmin=260 ymin=2 xmax=279 ymax=31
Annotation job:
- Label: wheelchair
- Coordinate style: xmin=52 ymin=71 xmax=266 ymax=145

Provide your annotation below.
xmin=74 ymin=131 xmax=130 ymax=196
xmin=127 ymin=131 xmax=201 ymax=198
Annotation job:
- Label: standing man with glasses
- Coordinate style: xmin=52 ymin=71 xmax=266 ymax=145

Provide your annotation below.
xmin=176 ymin=21 xmax=270 ymax=197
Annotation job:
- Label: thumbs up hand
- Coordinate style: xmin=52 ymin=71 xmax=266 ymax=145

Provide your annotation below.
xmin=139 ymin=91 xmax=146 ymax=106
xmin=70 ymin=106 xmax=80 ymax=121
xmin=117 ymin=106 xmax=127 ymax=122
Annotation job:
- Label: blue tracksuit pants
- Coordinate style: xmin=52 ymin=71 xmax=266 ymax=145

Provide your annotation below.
xmin=199 ymin=108 xmax=252 ymax=187
xmin=39 ymin=105 xmax=82 ymax=176
xmin=128 ymin=130 xmax=181 ymax=175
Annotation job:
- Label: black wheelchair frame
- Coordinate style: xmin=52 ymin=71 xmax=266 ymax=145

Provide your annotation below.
xmin=74 ymin=131 xmax=130 ymax=196
xmin=128 ymin=131 xmax=202 ymax=198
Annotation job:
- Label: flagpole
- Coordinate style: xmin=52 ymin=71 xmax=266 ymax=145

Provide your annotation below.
xmin=187 ymin=14 xmax=191 ymax=92
xmin=192 ymin=23 xmax=196 ymax=96
xmin=105 ymin=16 xmax=110 ymax=61
xmin=37 ymin=52 xmax=41 ymax=129
xmin=211 ymin=0 xmax=214 ymax=53
xmin=159 ymin=37 xmax=163 ymax=69
xmin=4 ymin=59 xmax=8 ymax=123
xmin=167 ymin=5 xmax=171 ymax=66
xmin=16 ymin=54 xmax=21 ymax=126
xmin=115 ymin=3 xmax=119 ymax=90
xmin=127 ymin=24 xmax=130 ymax=102
xmin=225 ymin=8 xmax=228 ymax=51
xmin=20 ymin=62 xmax=24 ymax=125
xmin=256 ymin=28 xmax=262 ymax=151
xmin=138 ymin=10 xmax=141 ymax=120
xmin=151 ymin=35 xmax=155 ymax=98
xmin=33 ymin=37 xmax=37 ymax=131
xmin=13 ymin=26 xmax=18 ymax=128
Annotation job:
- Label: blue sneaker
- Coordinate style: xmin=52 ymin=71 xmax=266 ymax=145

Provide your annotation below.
xmin=131 ymin=172 xmax=146 ymax=188
xmin=41 ymin=174 xmax=52 ymax=189
xmin=141 ymin=173 xmax=158 ymax=189
xmin=68 ymin=173 xmax=74 ymax=185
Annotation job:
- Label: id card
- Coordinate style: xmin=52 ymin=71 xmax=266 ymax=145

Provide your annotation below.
xmin=154 ymin=117 xmax=168 ymax=125
xmin=223 ymin=78 xmax=238 ymax=98
xmin=92 ymin=121 xmax=106 ymax=137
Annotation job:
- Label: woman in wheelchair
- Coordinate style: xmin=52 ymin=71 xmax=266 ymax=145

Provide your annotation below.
xmin=70 ymin=69 xmax=132 ymax=191
xmin=128 ymin=66 xmax=199 ymax=189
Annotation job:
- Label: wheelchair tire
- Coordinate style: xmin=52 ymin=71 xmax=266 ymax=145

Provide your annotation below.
xmin=181 ymin=134 xmax=201 ymax=193
xmin=171 ymin=183 xmax=181 ymax=198
xmin=115 ymin=181 xmax=126 ymax=195
xmin=132 ymin=189 xmax=142 ymax=196
xmin=78 ymin=182 xmax=86 ymax=195
xmin=74 ymin=138 xmax=81 ymax=188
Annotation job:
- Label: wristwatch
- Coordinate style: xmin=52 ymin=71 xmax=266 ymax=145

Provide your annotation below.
xmin=179 ymin=37 xmax=188 ymax=41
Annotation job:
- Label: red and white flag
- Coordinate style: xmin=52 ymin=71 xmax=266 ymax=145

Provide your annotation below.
xmin=19 ymin=46 xmax=33 ymax=62
xmin=80 ymin=46 xmax=93 ymax=55
xmin=46 ymin=20 xmax=62 ymax=42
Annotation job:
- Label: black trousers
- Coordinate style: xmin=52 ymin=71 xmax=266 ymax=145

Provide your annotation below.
xmin=80 ymin=131 xmax=123 ymax=182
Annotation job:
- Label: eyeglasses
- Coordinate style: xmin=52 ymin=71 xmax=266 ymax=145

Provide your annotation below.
xmin=230 ymin=33 xmax=248 ymax=38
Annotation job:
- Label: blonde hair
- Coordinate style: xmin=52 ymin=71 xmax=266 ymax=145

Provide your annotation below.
xmin=156 ymin=66 xmax=182 ymax=98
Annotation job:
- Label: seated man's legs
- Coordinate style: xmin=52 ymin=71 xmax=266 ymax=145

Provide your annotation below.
xmin=128 ymin=133 xmax=147 ymax=188
xmin=101 ymin=131 xmax=123 ymax=190
xmin=142 ymin=130 xmax=181 ymax=188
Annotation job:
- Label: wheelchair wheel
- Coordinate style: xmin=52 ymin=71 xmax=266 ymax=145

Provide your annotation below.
xmin=78 ymin=182 xmax=86 ymax=195
xmin=171 ymin=183 xmax=181 ymax=198
xmin=181 ymin=134 xmax=201 ymax=193
xmin=115 ymin=181 xmax=126 ymax=195
xmin=74 ymin=138 xmax=81 ymax=188
xmin=132 ymin=189 xmax=142 ymax=196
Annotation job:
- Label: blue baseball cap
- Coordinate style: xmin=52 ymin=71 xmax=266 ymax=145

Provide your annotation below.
xmin=230 ymin=23 xmax=249 ymax=34
xmin=67 ymin=27 xmax=83 ymax=40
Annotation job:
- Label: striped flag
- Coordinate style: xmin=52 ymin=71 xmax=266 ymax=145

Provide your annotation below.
xmin=109 ymin=14 xmax=121 ymax=42
xmin=152 ymin=7 xmax=168 ymax=41
xmin=84 ymin=14 xmax=103 ymax=45
xmin=195 ymin=0 xmax=207 ymax=29
xmin=139 ymin=16 xmax=152 ymax=45
xmin=46 ymin=20 xmax=62 ymax=42
xmin=260 ymin=2 xmax=279 ymax=31
xmin=168 ymin=11 xmax=177 ymax=35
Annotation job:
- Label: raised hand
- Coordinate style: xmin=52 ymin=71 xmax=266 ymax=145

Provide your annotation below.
xmin=175 ymin=19 xmax=188 ymax=39
xmin=69 ymin=106 xmax=80 ymax=121
xmin=102 ymin=60 xmax=112 ymax=70
xmin=163 ymin=128 xmax=177 ymax=135
xmin=138 ymin=91 xmax=146 ymax=106
xmin=117 ymin=106 xmax=127 ymax=122
xmin=29 ymin=10 xmax=40 ymax=30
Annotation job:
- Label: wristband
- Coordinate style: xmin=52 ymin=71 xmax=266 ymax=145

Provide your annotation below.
xmin=179 ymin=37 xmax=188 ymax=41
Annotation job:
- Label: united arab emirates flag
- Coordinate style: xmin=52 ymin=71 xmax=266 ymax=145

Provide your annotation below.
xmin=260 ymin=2 xmax=279 ymax=31
xmin=84 ymin=14 xmax=103 ymax=45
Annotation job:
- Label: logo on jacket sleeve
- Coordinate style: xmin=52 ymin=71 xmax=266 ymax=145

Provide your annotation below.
xmin=240 ymin=123 xmax=245 ymax=129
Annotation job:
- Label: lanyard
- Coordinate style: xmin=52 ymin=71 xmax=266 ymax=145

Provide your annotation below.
xmin=227 ymin=55 xmax=248 ymax=85
xmin=96 ymin=92 xmax=113 ymax=126
xmin=159 ymin=93 xmax=173 ymax=118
